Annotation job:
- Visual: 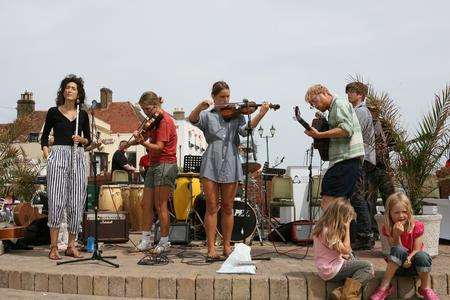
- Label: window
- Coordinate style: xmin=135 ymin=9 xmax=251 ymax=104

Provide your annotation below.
xmin=89 ymin=152 xmax=108 ymax=176
xmin=28 ymin=133 xmax=39 ymax=143
xmin=125 ymin=151 xmax=137 ymax=168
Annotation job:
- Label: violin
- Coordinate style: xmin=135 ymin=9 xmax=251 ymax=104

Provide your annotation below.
xmin=139 ymin=113 xmax=163 ymax=134
xmin=215 ymin=100 xmax=280 ymax=121
xmin=125 ymin=113 xmax=163 ymax=147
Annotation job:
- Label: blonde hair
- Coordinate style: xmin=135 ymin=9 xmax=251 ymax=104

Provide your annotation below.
xmin=304 ymin=84 xmax=332 ymax=103
xmin=312 ymin=198 xmax=356 ymax=252
xmin=139 ymin=91 xmax=162 ymax=107
xmin=384 ymin=192 xmax=414 ymax=235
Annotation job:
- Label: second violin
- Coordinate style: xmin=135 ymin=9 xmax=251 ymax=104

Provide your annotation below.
xmin=216 ymin=99 xmax=280 ymax=120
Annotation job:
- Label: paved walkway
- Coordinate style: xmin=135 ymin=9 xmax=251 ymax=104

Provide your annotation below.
xmin=0 ymin=235 xmax=449 ymax=299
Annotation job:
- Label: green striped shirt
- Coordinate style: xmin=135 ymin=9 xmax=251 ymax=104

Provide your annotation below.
xmin=327 ymin=97 xmax=365 ymax=167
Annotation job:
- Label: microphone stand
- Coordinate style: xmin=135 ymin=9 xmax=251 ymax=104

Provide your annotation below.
xmin=306 ymin=143 xmax=314 ymax=220
xmin=58 ymin=101 xmax=119 ymax=268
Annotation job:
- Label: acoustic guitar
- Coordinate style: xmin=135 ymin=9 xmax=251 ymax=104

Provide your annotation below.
xmin=0 ymin=226 xmax=26 ymax=240
xmin=294 ymin=106 xmax=330 ymax=161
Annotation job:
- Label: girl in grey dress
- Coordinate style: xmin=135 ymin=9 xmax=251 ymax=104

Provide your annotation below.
xmin=189 ymin=81 xmax=270 ymax=258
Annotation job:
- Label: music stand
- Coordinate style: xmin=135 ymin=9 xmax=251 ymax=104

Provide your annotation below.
xmin=183 ymin=155 xmax=202 ymax=173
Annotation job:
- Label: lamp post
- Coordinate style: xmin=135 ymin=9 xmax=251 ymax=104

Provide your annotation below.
xmin=258 ymin=125 xmax=276 ymax=166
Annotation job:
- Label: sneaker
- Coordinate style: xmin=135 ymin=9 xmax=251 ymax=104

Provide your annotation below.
xmin=370 ymin=285 xmax=393 ymax=300
xmin=137 ymin=239 xmax=152 ymax=251
xmin=152 ymin=241 xmax=171 ymax=254
xmin=418 ymin=288 xmax=440 ymax=300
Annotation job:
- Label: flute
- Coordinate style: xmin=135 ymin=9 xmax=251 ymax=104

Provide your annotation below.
xmin=72 ymin=99 xmax=80 ymax=177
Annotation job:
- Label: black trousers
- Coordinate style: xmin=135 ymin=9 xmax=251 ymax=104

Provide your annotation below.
xmin=350 ymin=162 xmax=373 ymax=241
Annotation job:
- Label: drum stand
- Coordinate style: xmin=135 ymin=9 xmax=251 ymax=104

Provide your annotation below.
xmin=58 ymin=106 xmax=119 ymax=268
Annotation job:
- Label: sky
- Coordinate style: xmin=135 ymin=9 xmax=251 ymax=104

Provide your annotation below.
xmin=1 ymin=0 xmax=449 ymax=167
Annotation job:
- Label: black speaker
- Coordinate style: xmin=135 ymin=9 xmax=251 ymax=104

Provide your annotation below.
xmin=154 ymin=222 xmax=191 ymax=245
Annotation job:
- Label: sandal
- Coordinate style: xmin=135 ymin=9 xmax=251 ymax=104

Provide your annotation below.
xmin=206 ymin=253 xmax=222 ymax=262
xmin=223 ymin=247 xmax=233 ymax=258
xmin=48 ymin=245 xmax=61 ymax=260
xmin=65 ymin=245 xmax=83 ymax=258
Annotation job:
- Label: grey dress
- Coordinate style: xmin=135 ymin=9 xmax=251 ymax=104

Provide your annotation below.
xmin=193 ymin=109 xmax=248 ymax=183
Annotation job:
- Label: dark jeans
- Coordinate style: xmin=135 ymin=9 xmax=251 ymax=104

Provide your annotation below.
xmin=389 ymin=245 xmax=432 ymax=276
xmin=350 ymin=163 xmax=373 ymax=241
xmin=367 ymin=166 xmax=395 ymax=235
xmin=322 ymin=158 xmax=361 ymax=198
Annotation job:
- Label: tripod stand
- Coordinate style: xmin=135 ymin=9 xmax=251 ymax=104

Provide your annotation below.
xmin=58 ymin=103 xmax=119 ymax=268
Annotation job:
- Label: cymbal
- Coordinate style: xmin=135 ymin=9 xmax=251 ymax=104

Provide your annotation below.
xmin=242 ymin=162 xmax=261 ymax=174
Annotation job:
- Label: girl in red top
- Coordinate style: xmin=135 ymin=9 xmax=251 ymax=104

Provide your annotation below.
xmin=131 ymin=91 xmax=178 ymax=253
xmin=371 ymin=192 xmax=438 ymax=300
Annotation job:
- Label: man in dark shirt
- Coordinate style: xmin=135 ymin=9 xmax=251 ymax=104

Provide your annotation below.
xmin=111 ymin=141 xmax=136 ymax=179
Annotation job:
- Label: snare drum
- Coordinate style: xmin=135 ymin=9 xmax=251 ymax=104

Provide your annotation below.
xmin=173 ymin=174 xmax=201 ymax=221
xmin=99 ymin=185 xmax=123 ymax=211
xmin=218 ymin=199 xmax=257 ymax=243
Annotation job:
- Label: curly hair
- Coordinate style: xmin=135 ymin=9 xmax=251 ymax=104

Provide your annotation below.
xmin=56 ymin=74 xmax=86 ymax=106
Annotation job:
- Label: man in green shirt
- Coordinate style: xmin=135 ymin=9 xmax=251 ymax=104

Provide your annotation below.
xmin=304 ymin=84 xmax=365 ymax=209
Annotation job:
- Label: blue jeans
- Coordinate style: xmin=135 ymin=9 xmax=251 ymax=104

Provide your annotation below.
xmin=389 ymin=245 xmax=432 ymax=276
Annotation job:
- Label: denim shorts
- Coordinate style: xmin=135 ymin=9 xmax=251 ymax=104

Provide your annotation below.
xmin=144 ymin=163 xmax=178 ymax=189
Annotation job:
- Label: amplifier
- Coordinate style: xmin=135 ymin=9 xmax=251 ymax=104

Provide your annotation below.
xmin=82 ymin=211 xmax=129 ymax=244
xmin=154 ymin=222 xmax=191 ymax=245
xmin=291 ymin=220 xmax=315 ymax=244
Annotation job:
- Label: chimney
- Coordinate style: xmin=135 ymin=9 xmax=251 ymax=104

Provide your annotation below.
xmin=100 ymin=87 xmax=113 ymax=109
xmin=17 ymin=91 xmax=35 ymax=119
xmin=173 ymin=108 xmax=185 ymax=120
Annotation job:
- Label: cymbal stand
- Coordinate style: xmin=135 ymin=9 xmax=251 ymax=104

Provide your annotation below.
xmin=242 ymin=108 xmax=263 ymax=246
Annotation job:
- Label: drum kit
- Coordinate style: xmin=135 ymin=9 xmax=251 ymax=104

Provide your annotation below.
xmin=95 ymin=152 xmax=267 ymax=245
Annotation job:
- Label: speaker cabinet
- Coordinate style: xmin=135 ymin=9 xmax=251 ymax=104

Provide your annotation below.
xmin=154 ymin=222 xmax=191 ymax=245
xmin=291 ymin=220 xmax=315 ymax=244
xmin=82 ymin=211 xmax=129 ymax=244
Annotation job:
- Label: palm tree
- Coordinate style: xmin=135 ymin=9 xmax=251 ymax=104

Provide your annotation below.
xmin=0 ymin=117 xmax=40 ymax=202
xmin=365 ymin=84 xmax=450 ymax=214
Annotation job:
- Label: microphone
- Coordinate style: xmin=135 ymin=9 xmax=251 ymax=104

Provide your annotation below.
xmin=91 ymin=100 xmax=99 ymax=109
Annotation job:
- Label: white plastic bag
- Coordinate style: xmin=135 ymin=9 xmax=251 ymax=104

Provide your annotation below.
xmin=217 ymin=243 xmax=256 ymax=274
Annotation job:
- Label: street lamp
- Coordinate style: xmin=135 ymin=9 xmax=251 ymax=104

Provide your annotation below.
xmin=258 ymin=125 xmax=276 ymax=166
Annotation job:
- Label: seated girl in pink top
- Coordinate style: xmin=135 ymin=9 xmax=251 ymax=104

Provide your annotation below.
xmin=371 ymin=192 xmax=439 ymax=300
xmin=313 ymin=198 xmax=374 ymax=299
